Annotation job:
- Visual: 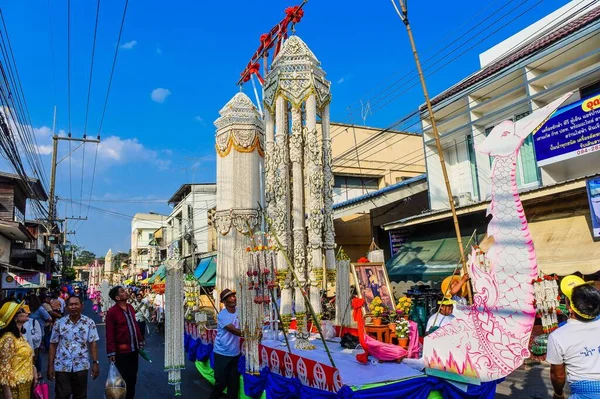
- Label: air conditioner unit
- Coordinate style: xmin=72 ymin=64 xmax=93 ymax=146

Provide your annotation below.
xmin=453 ymin=192 xmax=473 ymax=207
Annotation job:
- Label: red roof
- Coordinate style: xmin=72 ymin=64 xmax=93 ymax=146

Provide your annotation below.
xmin=430 ymin=6 xmax=600 ymax=107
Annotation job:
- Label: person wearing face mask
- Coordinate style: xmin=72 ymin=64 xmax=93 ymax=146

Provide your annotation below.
xmin=0 ymin=301 xmax=37 ymax=399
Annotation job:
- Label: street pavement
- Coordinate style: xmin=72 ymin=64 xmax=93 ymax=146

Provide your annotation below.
xmin=40 ymin=300 xmax=212 ymax=399
xmin=39 ymin=301 xmax=561 ymax=398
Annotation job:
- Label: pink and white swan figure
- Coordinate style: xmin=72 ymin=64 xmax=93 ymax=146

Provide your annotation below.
xmin=421 ymin=93 xmax=571 ymax=382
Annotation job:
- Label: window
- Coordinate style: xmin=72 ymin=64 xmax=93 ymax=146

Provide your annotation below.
xmin=13 ymin=207 xmax=24 ymax=224
xmin=148 ymin=233 xmax=154 ymax=240
xmin=580 ymin=81 xmax=600 ymax=98
xmin=466 ymin=134 xmax=480 ymax=201
xmin=484 ymin=111 xmax=539 ymax=189
xmin=333 ymin=175 xmax=379 ymax=203
xmin=395 ymin=176 xmax=412 ymax=183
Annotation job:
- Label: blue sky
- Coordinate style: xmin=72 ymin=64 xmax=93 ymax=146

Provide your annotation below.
xmin=2 ymin=0 xmax=568 ymax=256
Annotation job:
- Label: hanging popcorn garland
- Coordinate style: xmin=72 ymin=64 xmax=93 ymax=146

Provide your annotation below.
xmin=239 ymin=238 xmax=279 ymax=375
xmin=183 ymin=274 xmax=201 ymax=322
xmin=532 ymin=273 xmax=560 ymax=334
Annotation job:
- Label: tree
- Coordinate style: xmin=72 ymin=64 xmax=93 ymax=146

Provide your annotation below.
xmin=75 ymin=250 xmax=96 ymax=266
xmin=62 ymin=267 xmax=76 ymax=281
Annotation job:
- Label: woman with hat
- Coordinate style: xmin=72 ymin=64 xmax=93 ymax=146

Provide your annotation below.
xmin=0 ymin=301 xmax=37 ymax=399
xmin=546 ymin=275 xmax=600 ymax=399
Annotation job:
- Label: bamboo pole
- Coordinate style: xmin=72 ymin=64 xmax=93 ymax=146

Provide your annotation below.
xmin=392 ymin=0 xmax=473 ymax=304
xmin=258 ymin=204 xmax=337 ymax=369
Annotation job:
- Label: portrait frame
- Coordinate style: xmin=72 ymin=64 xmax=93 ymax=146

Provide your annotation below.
xmin=351 ymin=262 xmax=395 ymax=315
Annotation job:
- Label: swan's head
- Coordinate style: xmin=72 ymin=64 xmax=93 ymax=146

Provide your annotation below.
xmin=477 ymin=120 xmax=523 ymax=157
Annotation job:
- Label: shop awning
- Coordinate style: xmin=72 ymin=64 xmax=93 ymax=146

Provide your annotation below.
xmin=194 ymin=256 xmax=214 ymax=279
xmin=197 ymin=256 xmax=216 ymax=287
xmin=530 ymin=214 xmax=600 ymax=276
xmin=148 ymin=265 xmax=166 ymax=284
xmin=386 ymin=234 xmax=482 ymax=282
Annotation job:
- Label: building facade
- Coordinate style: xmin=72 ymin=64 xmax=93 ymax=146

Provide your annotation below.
xmin=329 ymin=123 xmax=428 ymax=261
xmin=166 ymin=184 xmax=217 ymax=271
xmin=131 ymin=213 xmax=168 ymax=274
xmin=383 ymin=0 xmax=600 ymax=296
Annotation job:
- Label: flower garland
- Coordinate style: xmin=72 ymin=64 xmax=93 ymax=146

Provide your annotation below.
xmin=240 ymin=245 xmax=278 ymax=374
xmin=532 ymin=274 xmax=560 ymax=334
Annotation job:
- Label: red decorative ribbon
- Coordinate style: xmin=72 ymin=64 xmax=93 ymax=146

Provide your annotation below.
xmin=352 ymin=297 xmax=369 ymax=364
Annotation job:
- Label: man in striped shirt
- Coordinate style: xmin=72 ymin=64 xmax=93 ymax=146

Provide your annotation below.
xmin=105 ymin=286 xmax=144 ymax=399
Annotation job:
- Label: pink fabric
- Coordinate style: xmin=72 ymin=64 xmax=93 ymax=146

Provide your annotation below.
xmin=364 ymin=335 xmax=408 ymax=361
xmin=407 ymin=321 xmax=420 ymax=359
xmin=33 ymin=381 xmax=49 ymax=399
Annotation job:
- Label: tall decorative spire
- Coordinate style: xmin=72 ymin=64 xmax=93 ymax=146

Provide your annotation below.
xmin=214 ymin=92 xmax=264 ymax=294
xmin=263 ymin=35 xmax=334 ymax=349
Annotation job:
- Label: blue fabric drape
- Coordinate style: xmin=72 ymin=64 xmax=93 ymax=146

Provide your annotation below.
xmin=184 ymin=333 xmax=499 ymax=399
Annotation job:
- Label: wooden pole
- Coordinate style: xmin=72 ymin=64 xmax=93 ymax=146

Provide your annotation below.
xmin=393 ymin=0 xmax=473 ymax=304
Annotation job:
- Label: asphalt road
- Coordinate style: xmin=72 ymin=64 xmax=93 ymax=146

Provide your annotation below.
xmin=40 ymin=300 xmax=213 ymax=399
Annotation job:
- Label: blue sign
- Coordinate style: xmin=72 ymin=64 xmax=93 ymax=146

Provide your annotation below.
xmin=534 ymin=94 xmax=600 ymax=166
xmin=587 ymin=178 xmax=600 ymax=240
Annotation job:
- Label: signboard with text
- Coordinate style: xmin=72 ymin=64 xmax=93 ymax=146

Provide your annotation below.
xmin=586 ymin=178 xmax=600 ymax=240
xmin=534 ymin=94 xmax=600 ymax=166
xmin=389 ymin=229 xmax=410 ymax=257
xmin=1 ymin=272 xmax=47 ymax=289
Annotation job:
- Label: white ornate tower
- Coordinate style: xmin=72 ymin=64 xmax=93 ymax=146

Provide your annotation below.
xmin=263 ymin=35 xmax=335 ymax=348
xmin=214 ymin=92 xmax=264 ymax=293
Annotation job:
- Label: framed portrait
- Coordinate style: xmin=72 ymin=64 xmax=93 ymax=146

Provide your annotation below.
xmin=351 ymin=262 xmax=395 ymax=314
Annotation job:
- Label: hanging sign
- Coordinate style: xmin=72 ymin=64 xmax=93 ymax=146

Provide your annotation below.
xmin=534 ymin=94 xmax=600 ymax=166
xmin=587 ymin=177 xmax=600 ymax=240
xmin=1 ymin=272 xmax=47 ymax=289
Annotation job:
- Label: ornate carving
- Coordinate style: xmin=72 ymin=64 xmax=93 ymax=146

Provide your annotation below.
xmin=263 ymin=36 xmax=331 ymax=111
xmin=214 ymin=210 xmax=233 ymax=236
xmin=214 ymin=209 xmax=259 ymax=235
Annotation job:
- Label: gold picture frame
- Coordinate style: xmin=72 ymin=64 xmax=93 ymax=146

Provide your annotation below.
xmin=351 ymin=262 xmax=395 ymax=315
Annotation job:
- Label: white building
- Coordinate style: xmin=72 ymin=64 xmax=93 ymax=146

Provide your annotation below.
xmin=423 ymin=0 xmax=600 ymax=210
xmin=131 ymin=213 xmax=168 ymax=273
xmin=166 ymin=184 xmax=217 ymax=269
xmin=382 ymin=1 xmax=600 ymax=292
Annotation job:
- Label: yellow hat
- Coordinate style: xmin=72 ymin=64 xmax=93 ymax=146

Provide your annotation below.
xmin=22 ymin=305 xmax=30 ymax=314
xmin=438 ymin=298 xmax=456 ymax=305
xmin=0 ymin=301 xmax=25 ymax=329
xmin=441 ymin=275 xmax=467 ymax=298
xmin=561 ymin=275 xmax=595 ymax=319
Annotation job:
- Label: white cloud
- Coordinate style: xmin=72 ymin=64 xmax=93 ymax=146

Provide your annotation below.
xmin=194 ymin=116 xmax=204 ymax=123
xmin=97 ymin=135 xmax=172 ymax=170
xmin=35 ymin=144 xmax=52 ymax=155
xmin=120 ymin=40 xmax=137 ymax=50
xmin=156 ymin=46 xmax=162 ymax=55
xmin=151 ymin=88 xmax=171 ymax=103
xmin=337 ymin=77 xmax=345 ymax=84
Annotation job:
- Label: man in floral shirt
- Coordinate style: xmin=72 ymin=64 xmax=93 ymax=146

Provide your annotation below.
xmin=48 ymin=296 xmax=100 ymax=399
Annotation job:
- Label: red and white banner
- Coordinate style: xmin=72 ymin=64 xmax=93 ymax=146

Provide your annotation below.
xmin=259 ymin=344 xmax=342 ymax=393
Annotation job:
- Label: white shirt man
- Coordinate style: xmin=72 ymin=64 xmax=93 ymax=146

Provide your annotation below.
xmin=426 ymin=298 xmax=456 ymax=333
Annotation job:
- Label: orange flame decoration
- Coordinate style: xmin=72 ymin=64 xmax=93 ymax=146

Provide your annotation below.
xmin=426 ymin=349 xmax=479 ymax=378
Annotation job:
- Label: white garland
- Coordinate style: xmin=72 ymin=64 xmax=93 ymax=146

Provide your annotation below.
xmin=164 ymin=259 xmax=184 ymax=394
xmin=239 ymin=248 xmax=277 ymax=374
xmin=533 ymin=274 xmax=560 ymax=334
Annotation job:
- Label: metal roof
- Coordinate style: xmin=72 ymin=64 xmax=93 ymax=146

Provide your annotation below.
xmin=332 ymin=174 xmax=427 ymax=210
xmin=429 ymin=6 xmax=600 ymax=107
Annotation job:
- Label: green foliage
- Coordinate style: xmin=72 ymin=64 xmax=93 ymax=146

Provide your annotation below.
xmin=62 ymin=267 xmax=76 ymax=281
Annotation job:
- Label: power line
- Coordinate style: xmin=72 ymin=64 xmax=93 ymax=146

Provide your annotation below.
xmin=97 ymin=0 xmax=129 ymax=137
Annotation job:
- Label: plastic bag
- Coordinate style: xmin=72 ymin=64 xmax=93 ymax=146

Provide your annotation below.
xmin=105 ymin=362 xmax=127 ymax=399
xmin=322 ymin=320 xmax=336 ymax=340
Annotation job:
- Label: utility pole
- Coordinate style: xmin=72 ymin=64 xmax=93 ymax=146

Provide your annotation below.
xmin=49 ymin=134 xmax=101 ymax=222
xmin=392 ymin=0 xmax=473 ymax=304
